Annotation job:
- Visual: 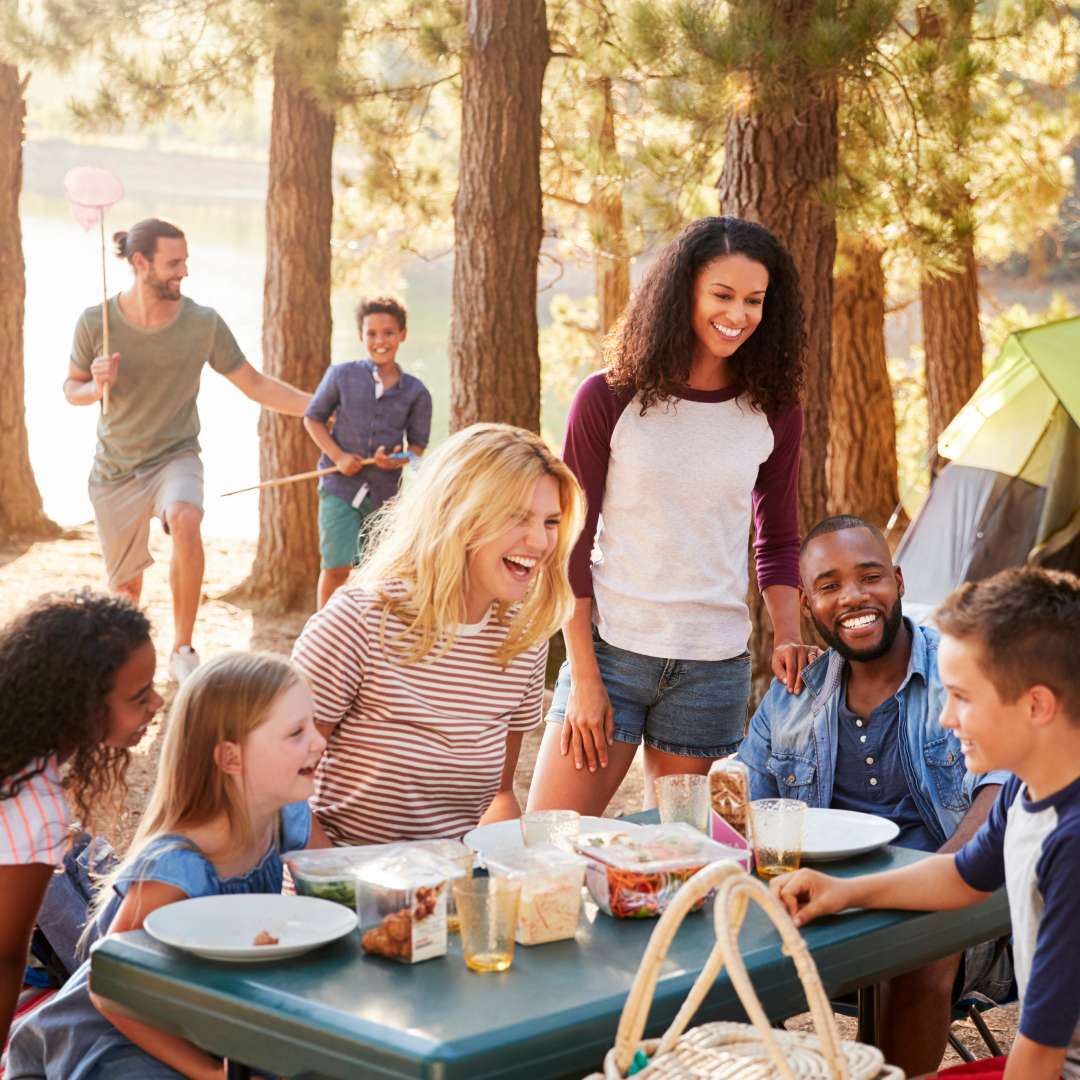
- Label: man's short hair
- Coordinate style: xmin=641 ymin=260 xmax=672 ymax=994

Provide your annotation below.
xmin=800 ymin=514 xmax=887 ymax=557
xmin=355 ymin=296 xmax=407 ymax=332
xmin=936 ymin=566 xmax=1080 ymax=719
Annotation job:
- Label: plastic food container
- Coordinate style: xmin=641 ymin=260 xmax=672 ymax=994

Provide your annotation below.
xmin=576 ymin=823 xmax=745 ymax=919
xmin=708 ymin=759 xmax=751 ymax=839
xmin=283 ymin=845 xmax=383 ymax=909
xmin=356 ymin=850 xmax=449 ymax=964
xmin=485 ymin=846 xmax=586 ymax=945
xmin=405 ymin=839 xmax=474 ymax=931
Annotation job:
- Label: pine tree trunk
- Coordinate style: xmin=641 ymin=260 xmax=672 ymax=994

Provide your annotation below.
xmin=0 ymin=64 xmax=57 ymax=545
xmin=235 ymin=45 xmax=336 ymax=613
xmin=716 ymin=37 xmax=838 ymax=704
xmin=449 ymin=0 xmax=549 ymax=433
xmin=827 ymin=239 xmax=902 ymax=530
xmin=922 ymin=233 xmax=982 ymax=460
xmin=589 ymin=76 xmax=629 ymax=340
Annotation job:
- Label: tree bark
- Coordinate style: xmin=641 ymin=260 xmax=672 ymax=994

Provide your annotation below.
xmin=0 ymin=63 xmax=57 ymax=544
xmin=827 ymin=239 xmax=902 ymax=530
xmin=449 ymin=0 xmax=549 ymax=433
xmin=716 ymin=26 xmax=839 ymax=704
xmin=235 ymin=42 xmax=336 ymax=612
xmin=922 ymin=233 xmax=982 ymax=461
xmin=588 ymin=76 xmax=629 ymax=340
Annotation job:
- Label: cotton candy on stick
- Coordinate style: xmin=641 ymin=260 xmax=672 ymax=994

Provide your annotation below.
xmin=63 ymin=167 xmax=124 ymax=416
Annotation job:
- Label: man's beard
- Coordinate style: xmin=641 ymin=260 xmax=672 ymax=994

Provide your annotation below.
xmin=148 ymin=272 xmax=180 ymax=301
xmin=810 ymin=596 xmax=904 ymax=663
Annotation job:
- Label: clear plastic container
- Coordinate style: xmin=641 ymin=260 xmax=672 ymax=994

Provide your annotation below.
xmin=708 ymin=759 xmax=751 ymax=839
xmin=284 ymin=839 xmax=472 ymax=914
xmin=356 ymin=850 xmax=450 ymax=964
xmin=283 ymin=845 xmax=383 ymax=909
xmin=576 ymin=823 xmax=745 ymax=919
xmin=485 ymin=846 xmax=586 ymax=945
xmin=405 ymin=839 xmax=474 ymax=932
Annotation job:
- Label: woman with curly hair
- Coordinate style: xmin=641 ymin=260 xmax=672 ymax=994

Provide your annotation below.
xmin=0 ymin=590 xmax=160 ymax=1044
xmin=528 ymin=216 xmax=820 ymax=815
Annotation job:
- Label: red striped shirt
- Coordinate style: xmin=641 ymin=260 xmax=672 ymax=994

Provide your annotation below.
xmin=0 ymin=758 xmax=71 ymax=866
xmin=291 ymin=584 xmax=546 ymax=845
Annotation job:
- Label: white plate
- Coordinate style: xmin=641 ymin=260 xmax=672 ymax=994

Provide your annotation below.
xmin=800 ymin=808 xmax=900 ymax=862
xmin=463 ymin=816 xmax=639 ymax=865
xmin=144 ymin=894 xmax=357 ymax=962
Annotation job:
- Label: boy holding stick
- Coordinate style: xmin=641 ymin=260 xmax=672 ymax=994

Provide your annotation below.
xmin=304 ymin=296 xmax=432 ymax=608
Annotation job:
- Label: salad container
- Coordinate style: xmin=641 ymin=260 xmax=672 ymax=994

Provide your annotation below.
xmin=576 ymin=823 xmax=745 ymax=919
xmin=485 ymin=846 xmax=586 ymax=945
xmin=284 ymin=845 xmax=382 ymax=908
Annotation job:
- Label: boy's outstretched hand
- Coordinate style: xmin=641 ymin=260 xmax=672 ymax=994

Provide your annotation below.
xmin=770 ymin=868 xmax=855 ymax=928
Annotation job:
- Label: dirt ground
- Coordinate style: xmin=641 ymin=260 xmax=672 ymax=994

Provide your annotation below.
xmin=0 ymin=525 xmax=1016 ymax=1068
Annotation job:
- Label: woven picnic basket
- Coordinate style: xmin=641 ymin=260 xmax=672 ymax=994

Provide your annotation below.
xmin=585 ymin=861 xmax=904 ymax=1080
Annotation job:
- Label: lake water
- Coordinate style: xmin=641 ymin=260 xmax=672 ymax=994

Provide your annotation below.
xmin=20 ymin=143 xmax=579 ymax=538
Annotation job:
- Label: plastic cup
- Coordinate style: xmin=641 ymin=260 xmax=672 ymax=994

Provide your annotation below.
xmin=520 ymin=810 xmax=580 ymax=851
xmin=749 ymin=798 xmax=807 ymax=879
xmin=453 ymin=877 xmax=522 ymax=973
xmin=654 ymin=774 xmax=710 ymax=833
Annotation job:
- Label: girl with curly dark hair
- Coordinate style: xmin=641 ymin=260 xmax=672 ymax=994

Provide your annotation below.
xmin=528 ymin=216 xmax=821 ymax=816
xmin=0 ymin=590 xmax=160 ymax=1044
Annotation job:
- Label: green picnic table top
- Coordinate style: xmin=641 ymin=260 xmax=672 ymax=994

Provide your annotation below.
xmin=89 ymin=819 xmax=1010 ymax=1080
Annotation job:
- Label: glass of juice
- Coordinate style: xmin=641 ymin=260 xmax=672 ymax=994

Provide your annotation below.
xmin=654 ymin=774 xmax=711 ymax=833
xmin=749 ymin=798 xmax=807 ymax=879
xmin=453 ymin=877 xmax=522 ymax=973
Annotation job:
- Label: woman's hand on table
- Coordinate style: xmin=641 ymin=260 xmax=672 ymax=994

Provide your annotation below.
xmin=770 ymin=868 xmax=854 ymax=928
xmin=561 ymin=672 xmax=614 ymax=773
xmin=771 ymin=641 xmax=822 ymax=694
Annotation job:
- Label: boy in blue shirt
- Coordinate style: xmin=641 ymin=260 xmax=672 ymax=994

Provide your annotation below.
xmin=304 ymin=297 xmax=432 ymax=607
xmin=773 ymin=566 xmax=1080 ymax=1080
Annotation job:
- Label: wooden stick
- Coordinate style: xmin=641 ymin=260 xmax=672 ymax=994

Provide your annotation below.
xmin=220 ymin=461 xmax=375 ymax=498
xmin=100 ymin=215 xmax=110 ymax=416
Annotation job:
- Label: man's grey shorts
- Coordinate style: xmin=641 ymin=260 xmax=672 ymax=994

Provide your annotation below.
xmin=88 ymin=451 xmax=204 ymax=589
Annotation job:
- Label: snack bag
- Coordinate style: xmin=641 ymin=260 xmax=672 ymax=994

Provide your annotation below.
xmin=708 ymin=759 xmax=751 ymax=839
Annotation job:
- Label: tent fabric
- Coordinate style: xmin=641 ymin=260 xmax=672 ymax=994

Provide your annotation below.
xmin=896 ymin=316 xmax=1080 ymax=612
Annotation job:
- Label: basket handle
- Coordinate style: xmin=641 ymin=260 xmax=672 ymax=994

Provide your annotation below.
xmin=605 ymin=862 xmax=848 ymax=1080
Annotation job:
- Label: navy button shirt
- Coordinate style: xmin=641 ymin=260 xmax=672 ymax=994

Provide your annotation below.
xmin=305 ymin=360 xmax=432 ymax=508
xmin=832 ymin=672 xmax=938 ymax=852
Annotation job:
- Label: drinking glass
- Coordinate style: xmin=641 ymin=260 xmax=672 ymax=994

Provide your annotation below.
xmin=520 ymin=810 xmax=581 ymax=851
xmin=654 ymin=774 xmax=710 ymax=833
xmin=749 ymin=798 xmax=807 ymax=879
xmin=453 ymin=877 xmax=522 ymax=973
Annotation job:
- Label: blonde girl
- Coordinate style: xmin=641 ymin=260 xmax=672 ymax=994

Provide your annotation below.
xmin=292 ymin=422 xmax=584 ymax=846
xmin=6 ymin=652 xmax=328 ymax=1080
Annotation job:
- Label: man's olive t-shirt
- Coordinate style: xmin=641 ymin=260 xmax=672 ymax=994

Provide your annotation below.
xmin=71 ymin=295 xmax=246 ymax=482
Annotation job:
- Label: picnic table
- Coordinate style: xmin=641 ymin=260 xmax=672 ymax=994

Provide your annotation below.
xmin=89 ymin=815 xmax=1010 ymax=1079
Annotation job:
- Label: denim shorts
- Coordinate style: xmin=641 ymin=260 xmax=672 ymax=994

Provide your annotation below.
xmin=546 ymin=628 xmax=751 ymax=757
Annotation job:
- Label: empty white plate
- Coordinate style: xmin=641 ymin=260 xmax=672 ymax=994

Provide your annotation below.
xmin=144 ymin=893 xmax=357 ymax=962
xmin=463 ymin=816 xmax=639 ymax=865
xmin=800 ymin=808 xmax=900 ymax=862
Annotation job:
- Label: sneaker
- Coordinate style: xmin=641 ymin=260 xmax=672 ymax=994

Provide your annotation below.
xmin=168 ymin=646 xmax=201 ymax=685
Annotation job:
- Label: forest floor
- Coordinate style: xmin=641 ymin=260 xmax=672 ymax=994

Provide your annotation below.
xmin=0 ymin=524 xmax=1017 ymax=1067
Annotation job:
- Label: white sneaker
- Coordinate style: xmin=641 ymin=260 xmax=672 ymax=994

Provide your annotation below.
xmin=168 ymin=646 xmax=201 ymax=685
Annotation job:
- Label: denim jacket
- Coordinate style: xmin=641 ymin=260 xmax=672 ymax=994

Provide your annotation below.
xmin=736 ymin=620 xmax=1010 ymax=848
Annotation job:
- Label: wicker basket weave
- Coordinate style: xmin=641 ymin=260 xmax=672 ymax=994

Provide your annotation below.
xmin=585 ymin=861 xmax=903 ymax=1080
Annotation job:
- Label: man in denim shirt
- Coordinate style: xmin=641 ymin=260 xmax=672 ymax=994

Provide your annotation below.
xmin=738 ymin=515 xmax=1011 ymax=1076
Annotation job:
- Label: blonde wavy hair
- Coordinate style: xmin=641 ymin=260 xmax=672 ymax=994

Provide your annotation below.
xmin=85 ymin=652 xmax=303 ymax=938
xmin=356 ymin=423 xmax=584 ymax=665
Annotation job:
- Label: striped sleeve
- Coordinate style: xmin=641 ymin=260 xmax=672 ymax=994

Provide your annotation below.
xmin=507 ymin=643 xmax=548 ymax=733
xmin=291 ymin=589 xmax=371 ymax=728
xmin=0 ymin=759 xmax=72 ymax=867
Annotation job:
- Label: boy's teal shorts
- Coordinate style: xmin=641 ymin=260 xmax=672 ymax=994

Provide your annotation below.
xmin=318 ymin=489 xmax=376 ymax=570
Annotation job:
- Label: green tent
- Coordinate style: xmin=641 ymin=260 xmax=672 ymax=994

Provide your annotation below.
xmin=895 ymin=316 xmax=1080 ymax=618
